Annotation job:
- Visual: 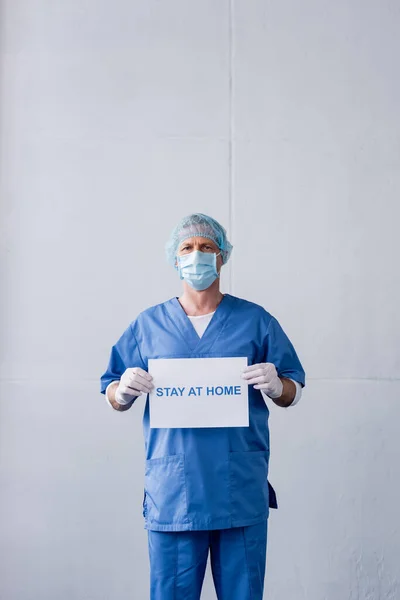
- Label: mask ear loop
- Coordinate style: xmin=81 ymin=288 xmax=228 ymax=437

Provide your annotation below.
xmin=215 ymin=251 xmax=222 ymax=276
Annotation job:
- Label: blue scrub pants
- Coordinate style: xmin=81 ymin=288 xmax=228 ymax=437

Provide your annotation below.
xmin=148 ymin=519 xmax=268 ymax=600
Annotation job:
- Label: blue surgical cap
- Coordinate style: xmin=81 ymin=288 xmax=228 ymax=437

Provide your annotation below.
xmin=166 ymin=213 xmax=233 ymax=267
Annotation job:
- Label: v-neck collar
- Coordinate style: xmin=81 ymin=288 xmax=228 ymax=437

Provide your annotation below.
xmin=165 ymin=294 xmax=235 ymax=355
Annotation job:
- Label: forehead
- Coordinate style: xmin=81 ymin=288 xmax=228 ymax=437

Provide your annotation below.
xmin=178 ymin=236 xmax=217 ymax=247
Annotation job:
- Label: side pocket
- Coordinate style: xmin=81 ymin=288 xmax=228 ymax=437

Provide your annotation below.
xmin=144 ymin=454 xmax=188 ymax=525
xmin=229 ymin=450 xmax=269 ymax=524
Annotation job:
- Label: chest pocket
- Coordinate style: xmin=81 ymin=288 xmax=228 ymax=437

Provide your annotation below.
xmin=143 ymin=454 xmax=189 ymax=525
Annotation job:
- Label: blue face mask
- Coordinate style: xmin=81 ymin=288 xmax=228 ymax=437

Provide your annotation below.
xmin=177 ymin=250 xmax=221 ymax=291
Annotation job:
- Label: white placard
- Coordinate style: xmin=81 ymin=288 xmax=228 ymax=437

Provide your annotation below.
xmin=148 ymin=357 xmax=249 ymax=428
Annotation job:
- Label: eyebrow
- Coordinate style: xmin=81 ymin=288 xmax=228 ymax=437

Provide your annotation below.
xmin=180 ymin=241 xmax=214 ymax=248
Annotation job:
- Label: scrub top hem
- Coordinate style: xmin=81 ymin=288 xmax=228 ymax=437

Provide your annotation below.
xmin=144 ymin=512 xmax=269 ymax=532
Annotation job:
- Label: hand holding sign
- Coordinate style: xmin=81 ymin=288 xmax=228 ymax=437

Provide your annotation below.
xmin=115 ymin=367 xmax=154 ymax=405
xmin=241 ymin=362 xmax=283 ymax=399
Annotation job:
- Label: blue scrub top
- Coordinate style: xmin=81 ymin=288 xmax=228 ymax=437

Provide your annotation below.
xmin=100 ymin=294 xmax=305 ymax=532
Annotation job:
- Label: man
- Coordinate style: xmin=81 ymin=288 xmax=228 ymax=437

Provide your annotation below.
xmin=100 ymin=213 xmax=305 ymax=600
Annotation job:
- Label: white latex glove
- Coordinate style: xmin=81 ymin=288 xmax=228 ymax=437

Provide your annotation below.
xmin=241 ymin=363 xmax=283 ymax=399
xmin=115 ymin=367 xmax=154 ymax=405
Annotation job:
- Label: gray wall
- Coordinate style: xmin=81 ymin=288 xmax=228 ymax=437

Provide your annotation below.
xmin=1 ymin=1 xmax=399 ymax=599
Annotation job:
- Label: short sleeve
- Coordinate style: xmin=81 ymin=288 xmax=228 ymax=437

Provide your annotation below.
xmin=264 ymin=317 xmax=306 ymax=387
xmin=100 ymin=323 xmax=146 ymax=394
